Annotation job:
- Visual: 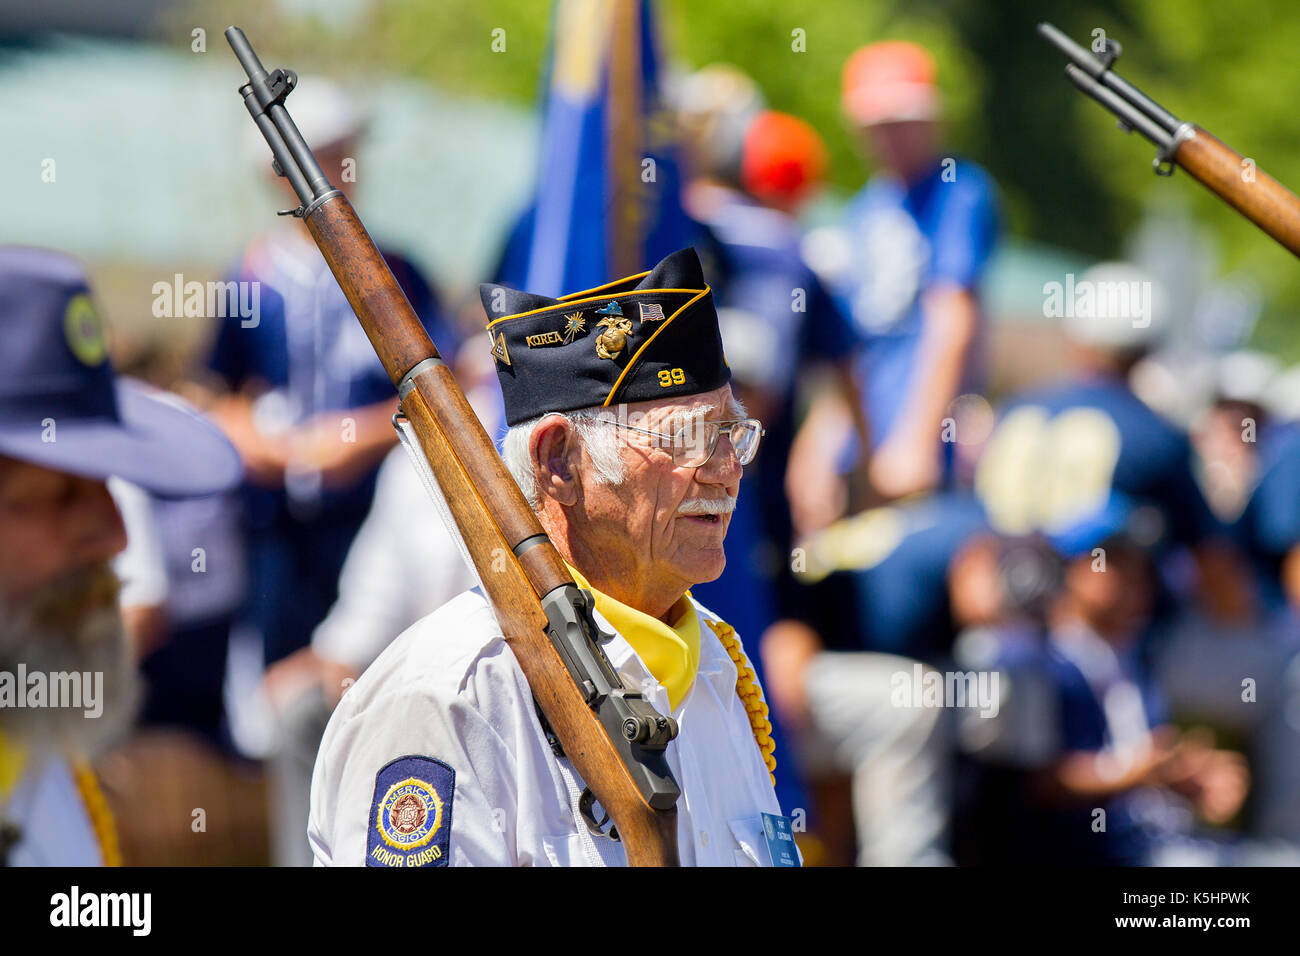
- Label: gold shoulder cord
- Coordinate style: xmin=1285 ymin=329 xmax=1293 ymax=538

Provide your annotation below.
xmin=71 ymin=759 xmax=121 ymax=867
xmin=703 ymin=619 xmax=776 ymax=787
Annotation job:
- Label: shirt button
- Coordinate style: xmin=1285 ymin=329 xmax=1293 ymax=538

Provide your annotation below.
xmin=699 ymin=830 xmax=709 ymax=847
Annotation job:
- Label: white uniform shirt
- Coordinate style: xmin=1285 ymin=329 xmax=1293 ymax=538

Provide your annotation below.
xmin=107 ymin=478 xmax=168 ymax=611
xmin=308 ymin=588 xmax=783 ymax=866
xmin=310 ymin=447 xmax=479 ymax=672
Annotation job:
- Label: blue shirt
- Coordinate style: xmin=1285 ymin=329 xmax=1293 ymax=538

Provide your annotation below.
xmin=207 ymin=233 xmax=457 ymax=524
xmin=790 ymin=493 xmax=989 ymax=659
xmin=979 ymin=625 xmax=1172 ymax=865
xmin=827 ymin=158 xmax=999 ymax=446
xmin=700 ymin=191 xmax=859 ymax=400
xmin=976 ymin=375 xmax=1221 ymax=548
xmin=1234 ymin=421 xmax=1300 ymax=610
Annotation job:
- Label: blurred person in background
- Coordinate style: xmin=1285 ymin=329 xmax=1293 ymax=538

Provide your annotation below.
xmin=1232 ymin=395 xmax=1300 ymax=622
xmin=674 ymin=64 xmax=867 ymax=833
xmin=1214 ymin=393 xmax=1300 ymax=844
xmin=956 ymin=496 xmax=1260 ymax=866
xmin=688 ymin=103 xmax=868 ymax=611
xmin=101 ymin=341 xmax=250 ymax=755
xmin=1190 ymin=351 xmax=1278 ymax=524
xmin=196 ymin=80 xmax=459 ymax=862
xmin=140 ymin=490 xmax=248 ymax=748
xmin=107 ymin=478 xmax=170 ymax=666
xmin=0 ymin=247 xmax=241 ymax=865
xmin=198 ymin=78 xmax=460 ymax=679
xmin=972 ymin=263 xmax=1300 ymax=848
xmin=66 ymin=340 xmax=263 ymax=865
xmin=759 ymin=492 xmax=992 ymax=865
xmin=794 ymin=40 xmax=999 ymax=530
xmin=974 ymin=262 xmax=1251 ymax=626
xmin=777 ymin=492 xmax=991 ymax=661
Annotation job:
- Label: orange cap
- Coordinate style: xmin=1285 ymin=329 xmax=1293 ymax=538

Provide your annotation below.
xmin=841 ymin=41 xmax=940 ymax=125
xmin=741 ymin=110 xmax=828 ymax=210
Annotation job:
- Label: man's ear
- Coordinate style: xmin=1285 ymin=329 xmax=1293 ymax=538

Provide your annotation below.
xmin=531 ymin=415 xmax=580 ymax=507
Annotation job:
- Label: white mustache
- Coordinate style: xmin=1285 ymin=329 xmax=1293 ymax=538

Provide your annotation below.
xmin=677 ymin=497 xmax=737 ymax=516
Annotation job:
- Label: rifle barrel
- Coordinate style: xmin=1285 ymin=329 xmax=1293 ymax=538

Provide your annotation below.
xmin=1038 ymin=22 xmax=1181 ymax=136
xmin=1064 ymin=64 xmax=1175 ymax=147
xmin=224 ymin=26 xmax=266 ymax=83
xmin=225 ymin=26 xmax=333 ymax=206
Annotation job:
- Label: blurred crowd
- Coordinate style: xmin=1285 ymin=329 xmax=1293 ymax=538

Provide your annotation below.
xmin=4 ymin=34 xmax=1300 ymax=868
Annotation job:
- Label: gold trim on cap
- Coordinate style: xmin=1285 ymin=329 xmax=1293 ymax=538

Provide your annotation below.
xmin=557 ymin=267 xmax=651 ymax=301
xmin=602 ymin=286 xmax=710 ymax=406
xmin=485 ymin=286 xmax=702 ymax=331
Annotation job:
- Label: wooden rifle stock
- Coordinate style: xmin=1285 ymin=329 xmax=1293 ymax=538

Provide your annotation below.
xmin=1172 ymin=129 xmax=1300 ymax=258
xmin=224 ymin=26 xmax=681 ymax=866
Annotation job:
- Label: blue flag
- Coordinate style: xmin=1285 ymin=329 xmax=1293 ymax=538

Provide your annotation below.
xmin=510 ymin=0 xmax=696 ymax=296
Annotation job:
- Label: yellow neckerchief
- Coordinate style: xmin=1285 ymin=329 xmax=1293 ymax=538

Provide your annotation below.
xmin=565 ymin=564 xmax=700 ymax=710
xmin=0 ymin=729 xmax=27 ymax=800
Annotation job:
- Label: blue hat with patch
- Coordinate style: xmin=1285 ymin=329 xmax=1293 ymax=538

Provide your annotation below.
xmin=0 ymin=247 xmax=242 ymax=497
xmin=480 ymin=247 xmax=730 ymax=426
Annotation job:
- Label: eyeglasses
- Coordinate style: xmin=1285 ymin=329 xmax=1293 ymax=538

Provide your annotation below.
xmin=590 ymin=417 xmax=765 ymax=468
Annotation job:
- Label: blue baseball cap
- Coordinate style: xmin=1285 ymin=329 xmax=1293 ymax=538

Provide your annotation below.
xmin=0 ymin=247 xmax=242 ymax=497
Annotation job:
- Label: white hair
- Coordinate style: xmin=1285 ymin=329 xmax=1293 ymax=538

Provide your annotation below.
xmin=501 ymin=394 xmax=750 ymax=509
xmin=501 ymin=406 xmax=628 ymax=509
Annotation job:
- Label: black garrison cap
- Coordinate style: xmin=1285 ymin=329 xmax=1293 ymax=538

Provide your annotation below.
xmin=480 ymin=247 xmax=730 ymax=425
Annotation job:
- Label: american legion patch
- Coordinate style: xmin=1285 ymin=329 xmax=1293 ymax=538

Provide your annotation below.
xmin=367 ymin=756 xmax=454 ymax=867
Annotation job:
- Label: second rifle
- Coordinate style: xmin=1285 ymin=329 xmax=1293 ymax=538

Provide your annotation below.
xmin=1039 ymin=21 xmax=1300 ymax=260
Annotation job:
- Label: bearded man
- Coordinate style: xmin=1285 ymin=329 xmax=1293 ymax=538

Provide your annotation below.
xmin=309 ymin=249 xmax=792 ymax=866
xmin=0 ymin=247 xmax=241 ymax=865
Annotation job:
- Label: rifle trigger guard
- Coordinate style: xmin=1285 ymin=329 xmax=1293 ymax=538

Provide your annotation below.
xmin=1153 ymin=121 xmax=1195 ymax=177
xmin=578 ymin=788 xmax=620 ymax=842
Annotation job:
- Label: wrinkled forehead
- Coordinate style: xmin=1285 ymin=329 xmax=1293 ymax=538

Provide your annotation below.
xmin=619 ymin=384 xmax=743 ymax=430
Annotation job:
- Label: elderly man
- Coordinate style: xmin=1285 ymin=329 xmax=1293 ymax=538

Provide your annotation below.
xmin=308 ymin=249 xmax=790 ymax=866
xmin=0 ymin=247 xmax=241 ymax=865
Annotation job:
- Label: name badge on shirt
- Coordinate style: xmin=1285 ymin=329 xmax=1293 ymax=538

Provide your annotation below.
xmin=761 ymin=812 xmax=800 ymax=867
